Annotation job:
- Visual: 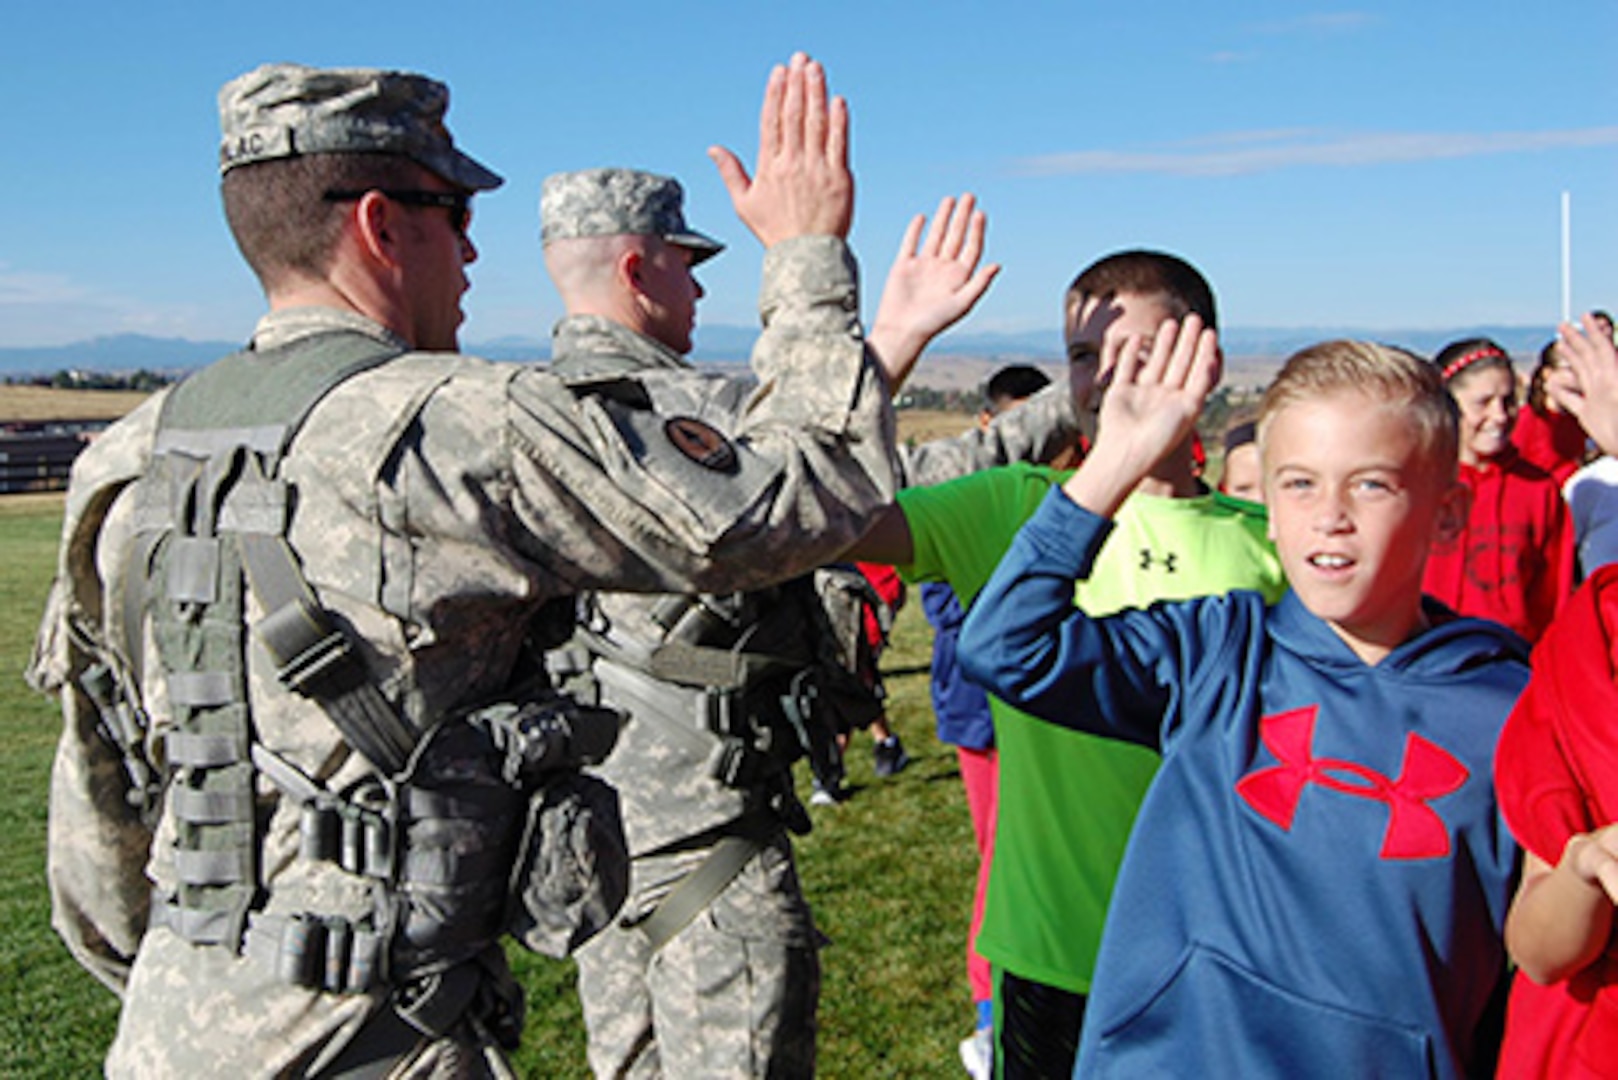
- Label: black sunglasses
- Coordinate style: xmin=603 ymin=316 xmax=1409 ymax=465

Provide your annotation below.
xmin=323 ymin=188 xmax=472 ymax=235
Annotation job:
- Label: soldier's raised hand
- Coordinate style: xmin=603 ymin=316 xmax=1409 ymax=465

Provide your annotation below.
xmin=709 ymin=52 xmax=854 ymax=247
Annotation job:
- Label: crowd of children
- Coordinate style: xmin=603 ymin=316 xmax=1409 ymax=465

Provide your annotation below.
xmin=847 ymin=248 xmax=1618 ymax=1076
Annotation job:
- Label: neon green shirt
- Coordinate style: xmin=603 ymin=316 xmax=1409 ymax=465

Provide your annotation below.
xmin=898 ymin=463 xmax=1285 ymax=992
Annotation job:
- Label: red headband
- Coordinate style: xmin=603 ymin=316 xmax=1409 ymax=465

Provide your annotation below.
xmin=1441 ymin=346 xmax=1506 ymax=382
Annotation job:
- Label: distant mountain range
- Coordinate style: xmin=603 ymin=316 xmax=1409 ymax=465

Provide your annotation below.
xmin=0 ymin=324 xmax=1566 ymax=379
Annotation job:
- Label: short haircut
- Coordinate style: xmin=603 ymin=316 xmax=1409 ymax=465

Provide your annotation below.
xmin=221 ymin=152 xmax=427 ymax=286
xmin=985 ymin=364 xmax=1051 ymax=409
xmin=1222 ymin=417 xmax=1258 ymax=454
xmin=1258 ymin=340 xmax=1459 ymax=482
xmin=1065 ymin=250 xmax=1218 ymax=330
xmin=1433 ymin=336 xmax=1514 ymax=390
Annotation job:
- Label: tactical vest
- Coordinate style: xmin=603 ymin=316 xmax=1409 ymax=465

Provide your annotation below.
xmin=548 ymin=564 xmax=890 ymax=949
xmin=101 ymin=331 xmax=621 ymax=1050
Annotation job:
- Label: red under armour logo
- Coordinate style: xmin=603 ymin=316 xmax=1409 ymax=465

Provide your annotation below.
xmin=1235 ymin=705 xmax=1469 ymax=860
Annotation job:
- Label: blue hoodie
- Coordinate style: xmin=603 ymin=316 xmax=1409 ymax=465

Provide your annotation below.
xmin=920 ymin=581 xmax=995 ymax=749
xmin=960 ymin=490 xmax=1529 ymax=1079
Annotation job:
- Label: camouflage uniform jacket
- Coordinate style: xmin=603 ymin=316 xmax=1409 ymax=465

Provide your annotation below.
xmin=29 ymin=235 xmax=901 ymax=1076
xmin=549 ymin=298 xmax=1083 ymax=856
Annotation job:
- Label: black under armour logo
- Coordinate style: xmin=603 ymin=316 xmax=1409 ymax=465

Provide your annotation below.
xmin=1139 ymin=548 xmax=1177 ymax=573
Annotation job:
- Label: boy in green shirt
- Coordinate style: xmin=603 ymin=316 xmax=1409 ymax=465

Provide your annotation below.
xmin=855 ymin=251 xmax=1285 ymax=1078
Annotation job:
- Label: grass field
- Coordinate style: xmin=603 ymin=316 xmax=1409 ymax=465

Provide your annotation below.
xmin=0 ymin=496 xmax=978 ymax=1077
xmin=0 ymin=386 xmax=150 ymax=424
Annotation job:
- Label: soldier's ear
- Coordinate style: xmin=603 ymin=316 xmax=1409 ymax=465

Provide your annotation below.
xmin=619 ymin=248 xmax=647 ymax=297
xmin=352 ymin=190 xmax=403 ymax=269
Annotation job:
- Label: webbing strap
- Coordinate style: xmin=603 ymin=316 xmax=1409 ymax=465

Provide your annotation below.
xmin=636 ymin=812 xmax=778 ymax=953
xmin=153 ymin=424 xmax=286 ymax=459
xmin=166 ymin=670 xmax=234 ymax=708
xmin=239 ymin=526 xmax=421 ymax=777
xmin=174 ymin=846 xmax=255 ymax=884
xmin=171 ymin=786 xmax=255 ymax=823
xmin=150 ymin=892 xmax=238 ymax=945
xmin=118 ymin=529 xmax=163 ymax=693
xmin=166 ymin=730 xmax=247 ymax=768
xmin=591 ymin=659 xmax=715 ymax=757
xmin=645 ymin=640 xmax=749 ymax=689
xmin=578 ymin=621 xmax=794 ymax=694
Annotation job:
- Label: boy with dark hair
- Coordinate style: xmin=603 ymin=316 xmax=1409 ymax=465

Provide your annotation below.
xmin=855 ymin=250 xmax=1284 ymax=1078
xmin=960 ymin=333 xmax=1528 ymax=1077
xmin=984 ymin=364 xmax=1053 ymax=414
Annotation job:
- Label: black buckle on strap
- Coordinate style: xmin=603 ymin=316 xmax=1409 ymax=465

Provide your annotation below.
xmin=259 ymin=598 xmax=355 ymax=695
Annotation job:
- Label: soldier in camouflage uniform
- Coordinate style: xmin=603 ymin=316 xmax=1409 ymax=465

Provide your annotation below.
xmin=29 ymin=54 xmax=911 ymax=1078
xmin=541 ymin=164 xmax=1084 ymax=1076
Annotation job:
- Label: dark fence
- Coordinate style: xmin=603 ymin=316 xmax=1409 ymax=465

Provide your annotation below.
xmin=0 ymin=423 xmax=104 ymax=494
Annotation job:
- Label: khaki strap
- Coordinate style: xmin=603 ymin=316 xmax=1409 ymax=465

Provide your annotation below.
xmin=636 ymin=811 xmax=779 ymax=953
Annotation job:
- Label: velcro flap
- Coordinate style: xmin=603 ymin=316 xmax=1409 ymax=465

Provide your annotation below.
xmin=166 ymin=536 xmax=220 ymax=604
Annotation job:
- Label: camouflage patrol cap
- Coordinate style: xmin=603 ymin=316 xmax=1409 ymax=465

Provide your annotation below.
xmin=540 ymin=168 xmax=723 ymax=265
xmin=217 ymin=62 xmax=502 ymax=191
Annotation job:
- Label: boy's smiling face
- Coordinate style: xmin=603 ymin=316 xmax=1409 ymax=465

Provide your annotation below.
xmin=1263 ymin=389 xmax=1464 ymax=664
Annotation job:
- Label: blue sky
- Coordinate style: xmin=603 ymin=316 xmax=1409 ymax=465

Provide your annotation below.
xmin=3 ymin=2 xmax=1616 ymax=349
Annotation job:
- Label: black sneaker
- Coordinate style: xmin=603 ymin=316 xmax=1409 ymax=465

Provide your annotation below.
xmin=872 ymin=736 xmax=911 ymax=778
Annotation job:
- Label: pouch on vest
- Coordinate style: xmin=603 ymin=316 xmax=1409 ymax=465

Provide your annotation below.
xmin=505 ymin=771 xmax=628 ymax=957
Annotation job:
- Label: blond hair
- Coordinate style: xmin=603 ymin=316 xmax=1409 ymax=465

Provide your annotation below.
xmin=1258 ymin=340 xmax=1458 ymax=480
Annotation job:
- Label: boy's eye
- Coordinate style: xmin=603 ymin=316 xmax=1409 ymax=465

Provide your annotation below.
xmin=1277 ymin=476 xmax=1312 ymax=492
xmin=1068 ymin=346 xmax=1099 ymax=366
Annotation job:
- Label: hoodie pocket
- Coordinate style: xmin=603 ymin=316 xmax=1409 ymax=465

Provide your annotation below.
xmin=1091 ymin=943 xmax=1434 ymax=1078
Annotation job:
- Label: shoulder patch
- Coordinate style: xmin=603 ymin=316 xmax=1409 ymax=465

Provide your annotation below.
xmin=664 ymin=416 xmax=738 ymax=473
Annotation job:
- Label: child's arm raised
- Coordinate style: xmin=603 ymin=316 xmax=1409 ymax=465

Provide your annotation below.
xmin=957 ymin=315 xmax=1223 ymax=737
xmin=1506 ymin=828 xmax=1618 ymax=985
xmin=1061 ymin=314 xmax=1219 ymax=517
xmin=1548 ymin=313 xmax=1618 ymax=457
xmin=866 ymin=194 xmax=999 ymax=393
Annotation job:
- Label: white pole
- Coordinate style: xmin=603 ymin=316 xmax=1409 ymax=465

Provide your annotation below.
xmin=1562 ymin=190 xmax=1572 ymax=324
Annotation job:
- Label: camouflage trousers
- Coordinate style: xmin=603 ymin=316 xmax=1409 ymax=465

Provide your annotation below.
xmin=106 ymin=927 xmax=519 ymax=1078
xmin=574 ymin=831 xmax=821 ymax=1079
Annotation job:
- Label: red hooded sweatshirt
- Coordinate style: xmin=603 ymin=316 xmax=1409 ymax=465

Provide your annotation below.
xmin=1422 ymin=446 xmax=1573 ymax=643
xmin=1512 ymin=403 xmax=1586 ymax=486
xmin=1495 ymin=564 xmax=1618 ymax=1078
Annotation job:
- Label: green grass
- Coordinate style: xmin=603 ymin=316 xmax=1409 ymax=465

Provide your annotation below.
xmin=1 ymin=503 xmax=974 ymax=1077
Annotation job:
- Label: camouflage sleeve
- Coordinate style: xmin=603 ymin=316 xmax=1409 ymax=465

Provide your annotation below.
xmin=39 ymin=634 xmax=152 ymax=996
xmin=503 ymin=236 xmax=900 ymax=596
xmin=901 ymin=377 xmax=1084 ymax=488
xmin=28 ymin=401 xmax=165 ymax=995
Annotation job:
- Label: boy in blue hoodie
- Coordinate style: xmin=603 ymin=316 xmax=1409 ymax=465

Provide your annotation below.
xmin=960 ymin=329 xmax=1528 ymax=1078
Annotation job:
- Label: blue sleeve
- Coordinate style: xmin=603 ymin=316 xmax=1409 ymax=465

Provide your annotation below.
xmin=1569 ymin=467 xmax=1618 ymax=577
xmin=958 ymin=488 xmax=1207 ymax=750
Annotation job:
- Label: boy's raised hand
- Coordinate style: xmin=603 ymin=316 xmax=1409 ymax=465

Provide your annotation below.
xmin=1061 ymin=313 xmax=1220 ymax=518
xmin=1551 ymin=314 xmax=1618 ymax=457
xmin=867 ymin=193 xmax=1001 ymax=392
